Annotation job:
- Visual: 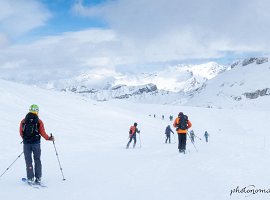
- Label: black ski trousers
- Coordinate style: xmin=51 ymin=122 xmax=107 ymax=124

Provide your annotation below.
xmin=127 ymin=134 xmax=137 ymax=148
xmin=165 ymin=134 xmax=171 ymax=143
xmin=23 ymin=143 xmax=42 ymax=179
xmin=178 ymin=133 xmax=187 ymax=151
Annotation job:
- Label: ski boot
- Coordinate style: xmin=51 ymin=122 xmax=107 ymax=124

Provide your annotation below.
xmin=35 ymin=177 xmax=41 ymax=185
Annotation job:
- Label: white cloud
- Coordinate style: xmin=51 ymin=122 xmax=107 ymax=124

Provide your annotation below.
xmin=1 ymin=0 xmax=270 ymax=84
xmin=0 ymin=0 xmax=51 ymax=41
xmin=73 ymin=0 xmax=270 ymax=57
xmin=0 ymin=29 xmax=126 ymax=82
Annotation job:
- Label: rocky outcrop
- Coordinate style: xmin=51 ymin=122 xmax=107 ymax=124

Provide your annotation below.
xmin=256 ymin=57 xmax=268 ymax=64
xmin=242 ymin=57 xmax=257 ymax=66
xmin=243 ymin=88 xmax=270 ymax=99
xmin=63 ymin=83 xmax=160 ymax=100
xmin=241 ymin=57 xmax=268 ymax=66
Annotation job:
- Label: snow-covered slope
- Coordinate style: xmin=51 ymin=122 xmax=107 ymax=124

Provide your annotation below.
xmin=186 ymin=57 xmax=270 ymax=109
xmin=0 ymin=79 xmax=270 ymax=200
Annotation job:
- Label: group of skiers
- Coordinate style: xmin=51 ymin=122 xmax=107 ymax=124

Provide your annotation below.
xmin=127 ymin=111 xmax=210 ymax=154
xmin=189 ymin=130 xmax=209 ymax=143
xmin=17 ymin=104 xmax=210 ymax=185
xmin=150 ymin=114 xmax=173 ymax=121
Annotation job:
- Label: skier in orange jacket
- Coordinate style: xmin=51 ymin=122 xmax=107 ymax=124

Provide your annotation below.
xmin=173 ymin=112 xmax=192 ymax=153
xmin=126 ymin=122 xmax=140 ymax=149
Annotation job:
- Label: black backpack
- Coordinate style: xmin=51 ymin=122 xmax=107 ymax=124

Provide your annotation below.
xmin=178 ymin=115 xmax=188 ymax=130
xmin=22 ymin=113 xmax=40 ymax=143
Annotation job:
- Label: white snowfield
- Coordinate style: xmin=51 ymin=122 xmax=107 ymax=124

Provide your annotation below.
xmin=0 ymin=79 xmax=270 ymax=200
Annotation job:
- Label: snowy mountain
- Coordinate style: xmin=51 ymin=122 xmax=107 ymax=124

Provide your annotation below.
xmin=1 ymin=56 xmax=270 ymax=109
xmin=1 ymin=78 xmax=270 ymax=200
xmin=46 ymin=62 xmax=227 ymax=103
xmin=186 ymin=57 xmax=270 ymax=109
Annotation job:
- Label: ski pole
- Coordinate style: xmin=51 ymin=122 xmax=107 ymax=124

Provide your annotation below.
xmin=139 ymin=133 xmax=142 ymax=148
xmin=195 ymin=135 xmax=202 ymax=140
xmin=187 ymin=132 xmax=198 ymax=152
xmin=0 ymin=151 xmax=24 ymax=179
xmin=51 ymin=134 xmax=66 ymax=181
xmin=173 ymin=133 xmax=176 ymax=144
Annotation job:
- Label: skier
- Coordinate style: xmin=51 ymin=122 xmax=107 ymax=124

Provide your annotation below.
xmin=126 ymin=122 xmax=140 ymax=149
xmin=204 ymin=131 xmax=209 ymax=142
xmin=190 ymin=130 xmax=195 ymax=143
xmin=19 ymin=104 xmax=54 ymax=184
xmin=162 ymin=115 xmax=164 ymax=120
xmin=164 ymin=125 xmax=174 ymax=143
xmin=173 ymin=112 xmax=192 ymax=154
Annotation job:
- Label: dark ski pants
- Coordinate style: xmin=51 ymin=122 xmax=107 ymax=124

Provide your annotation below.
xmin=165 ymin=134 xmax=171 ymax=143
xmin=178 ymin=133 xmax=187 ymax=151
xmin=23 ymin=143 xmax=42 ymax=179
xmin=205 ymin=137 xmax=208 ymax=142
xmin=127 ymin=134 xmax=136 ymax=148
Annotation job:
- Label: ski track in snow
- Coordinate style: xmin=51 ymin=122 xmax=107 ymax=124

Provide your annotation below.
xmin=0 ymin=79 xmax=270 ymax=200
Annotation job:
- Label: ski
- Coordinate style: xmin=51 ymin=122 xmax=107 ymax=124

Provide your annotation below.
xmin=22 ymin=178 xmax=39 ymax=189
xmin=22 ymin=178 xmax=47 ymax=188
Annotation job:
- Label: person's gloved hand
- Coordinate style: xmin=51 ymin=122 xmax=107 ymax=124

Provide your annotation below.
xmin=49 ymin=136 xmax=55 ymax=141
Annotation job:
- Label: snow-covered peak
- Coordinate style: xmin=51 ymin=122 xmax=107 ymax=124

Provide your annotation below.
xmin=186 ymin=56 xmax=270 ymax=109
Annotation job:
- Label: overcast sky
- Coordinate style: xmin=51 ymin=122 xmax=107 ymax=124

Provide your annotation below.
xmin=0 ymin=0 xmax=269 ymax=82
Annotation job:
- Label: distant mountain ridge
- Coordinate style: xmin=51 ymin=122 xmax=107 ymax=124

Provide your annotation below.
xmin=55 ymin=62 xmax=227 ymax=103
xmin=1 ymin=56 xmax=269 ymax=108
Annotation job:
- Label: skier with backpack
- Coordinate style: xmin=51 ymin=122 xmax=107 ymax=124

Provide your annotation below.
xmin=19 ymin=104 xmax=54 ymax=184
xmin=189 ymin=130 xmax=201 ymax=143
xmin=190 ymin=130 xmax=195 ymax=143
xmin=126 ymin=122 xmax=140 ymax=149
xmin=173 ymin=112 xmax=192 ymax=154
xmin=164 ymin=125 xmax=174 ymax=143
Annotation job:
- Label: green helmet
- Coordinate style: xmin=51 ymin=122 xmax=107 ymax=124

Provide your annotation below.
xmin=29 ymin=104 xmax=39 ymax=113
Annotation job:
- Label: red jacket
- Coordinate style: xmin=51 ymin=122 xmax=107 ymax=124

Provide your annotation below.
xmin=20 ymin=118 xmax=50 ymax=140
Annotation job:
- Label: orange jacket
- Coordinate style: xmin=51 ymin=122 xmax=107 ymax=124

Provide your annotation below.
xmin=20 ymin=118 xmax=50 ymax=140
xmin=129 ymin=125 xmax=140 ymax=136
xmin=173 ymin=117 xmax=192 ymax=134
xmin=130 ymin=126 xmax=136 ymax=134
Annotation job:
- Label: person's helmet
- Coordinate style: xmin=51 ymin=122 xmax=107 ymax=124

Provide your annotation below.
xmin=29 ymin=104 xmax=39 ymax=113
xmin=178 ymin=112 xmax=183 ymax=117
xmin=134 ymin=122 xmax=138 ymax=127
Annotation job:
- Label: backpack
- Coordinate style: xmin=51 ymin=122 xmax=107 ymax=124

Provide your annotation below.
xmin=178 ymin=115 xmax=188 ymax=130
xmin=22 ymin=114 xmax=40 ymax=143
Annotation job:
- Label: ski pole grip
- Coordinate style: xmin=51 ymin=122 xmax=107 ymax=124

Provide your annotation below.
xmin=50 ymin=133 xmax=54 ymax=142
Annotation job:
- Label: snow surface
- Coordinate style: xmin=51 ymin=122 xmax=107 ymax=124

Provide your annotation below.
xmin=0 ymin=79 xmax=270 ymax=200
